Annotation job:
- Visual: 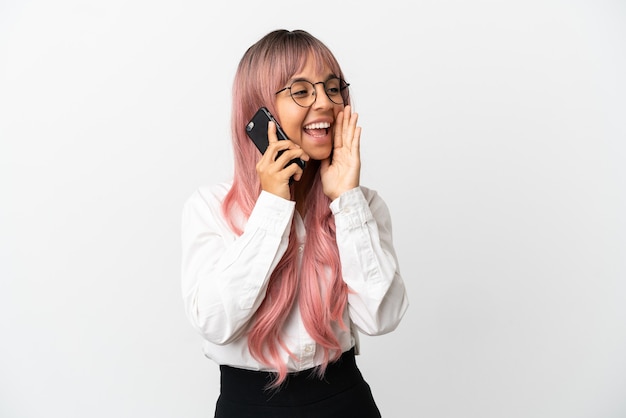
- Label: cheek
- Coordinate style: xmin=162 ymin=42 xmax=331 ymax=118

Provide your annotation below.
xmin=282 ymin=121 xmax=302 ymax=145
xmin=276 ymin=108 xmax=306 ymax=144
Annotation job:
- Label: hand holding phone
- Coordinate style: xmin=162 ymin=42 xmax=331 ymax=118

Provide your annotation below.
xmin=245 ymin=107 xmax=306 ymax=171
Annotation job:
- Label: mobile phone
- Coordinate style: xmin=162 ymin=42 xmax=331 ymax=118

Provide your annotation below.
xmin=245 ymin=107 xmax=305 ymax=170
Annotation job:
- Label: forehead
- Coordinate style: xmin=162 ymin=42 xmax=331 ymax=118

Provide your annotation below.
xmin=289 ymin=54 xmax=334 ymax=80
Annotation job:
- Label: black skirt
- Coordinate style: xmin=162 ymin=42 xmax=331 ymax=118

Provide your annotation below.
xmin=214 ymin=348 xmax=382 ymax=418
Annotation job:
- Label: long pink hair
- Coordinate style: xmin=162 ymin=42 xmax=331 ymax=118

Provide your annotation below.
xmin=222 ymin=29 xmax=351 ymax=386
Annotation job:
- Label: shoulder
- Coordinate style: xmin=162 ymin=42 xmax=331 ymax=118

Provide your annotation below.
xmin=184 ymin=181 xmax=233 ymax=209
xmin=182 ymin=181 xmax=234 ymax=227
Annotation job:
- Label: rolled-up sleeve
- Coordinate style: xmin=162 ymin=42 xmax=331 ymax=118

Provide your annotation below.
xmin=330 ymin=187 xmax=409 ymax=335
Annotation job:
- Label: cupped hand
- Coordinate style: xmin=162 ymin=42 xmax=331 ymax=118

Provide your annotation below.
xmin=320 ymin=106 xmax=361 ymax=200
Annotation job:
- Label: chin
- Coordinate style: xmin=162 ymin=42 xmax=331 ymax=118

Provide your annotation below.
xmin=305 ymin=148 xmax=332 ymax=161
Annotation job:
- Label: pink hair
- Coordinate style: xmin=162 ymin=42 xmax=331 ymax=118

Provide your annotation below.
xmin=222 ymin=30 xmax=350 ymax=387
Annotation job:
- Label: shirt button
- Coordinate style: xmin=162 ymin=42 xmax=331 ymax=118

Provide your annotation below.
xmin=304 ymin=344 xmax=314 ymax=353
xmin=298 ymin=245 xmax=304 ymax=253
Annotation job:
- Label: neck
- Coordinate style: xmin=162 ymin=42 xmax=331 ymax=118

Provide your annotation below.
xmin=293 ymin=160 xmax=319 ymax=218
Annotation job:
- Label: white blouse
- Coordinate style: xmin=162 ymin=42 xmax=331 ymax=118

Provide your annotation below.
xmin=181 ymin=183 xmax=408 ymax=372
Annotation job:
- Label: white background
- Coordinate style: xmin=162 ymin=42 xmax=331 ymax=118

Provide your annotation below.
xmin=1 ymin=1 xmax=625 ymax=417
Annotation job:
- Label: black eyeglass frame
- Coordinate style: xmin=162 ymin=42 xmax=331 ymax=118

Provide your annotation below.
xmin=275 ymin=77 xmax=350 ymax=108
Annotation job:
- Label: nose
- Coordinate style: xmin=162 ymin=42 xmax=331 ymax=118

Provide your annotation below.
xmin=311 ymin=82 xmax=334 ymax=109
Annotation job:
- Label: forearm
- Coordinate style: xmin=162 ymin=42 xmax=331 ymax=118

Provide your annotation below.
xmin=181 ymin=190 xmax=295 ymax=344
xmin=331 ymin=187 xmax=409 ymax=335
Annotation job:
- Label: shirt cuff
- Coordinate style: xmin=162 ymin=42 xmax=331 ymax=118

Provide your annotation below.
xmin=246 ymin=191 xmax=295 ymax=236
xmin=330 ymin=187 xmax=374 ymax=230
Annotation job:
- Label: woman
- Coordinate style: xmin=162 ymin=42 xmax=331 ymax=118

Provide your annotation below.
xmin=181 ymin=29 xmax=409 ymax=417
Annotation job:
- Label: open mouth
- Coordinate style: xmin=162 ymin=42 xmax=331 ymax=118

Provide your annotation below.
xmin=304 ymin=122 xmax=330 ymax=138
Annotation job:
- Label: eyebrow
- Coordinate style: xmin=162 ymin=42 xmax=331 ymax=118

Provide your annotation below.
xmin=287 ymin=74 xmax=339 ymax=84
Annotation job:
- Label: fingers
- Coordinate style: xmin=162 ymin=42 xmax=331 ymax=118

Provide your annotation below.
xmin=267 ymin=121 xmax=278 ymax=145
xmin=333 ymin=110 xmax=344 ymax=149
xmin=334 ymin=106 xmax=359 ymax=151
xmin=264 ymin=138 xmax=306 ymax=165
xmin=257 ymin=123 xmax=309 ymax=196
xmin=352 ymin=126 xmax=361 ymax=155
xmin=256 ymin=152 xmax=307 ymax=198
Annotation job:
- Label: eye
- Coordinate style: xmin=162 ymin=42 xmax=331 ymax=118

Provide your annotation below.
xmin=290 ymin=81 xmax=312 ymax=97
xmin=325 ymin=78 xmax=341 ymax=96
xmin=291 ymin=89 xmax=309 ymax=97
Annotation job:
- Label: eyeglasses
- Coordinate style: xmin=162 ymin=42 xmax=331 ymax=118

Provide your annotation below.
xmin=275 ymin=77 xmax=350 ymax=108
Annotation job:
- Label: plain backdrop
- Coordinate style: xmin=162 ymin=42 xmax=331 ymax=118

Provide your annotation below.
xmin=1 ymin=1 xmax=625 ymax=417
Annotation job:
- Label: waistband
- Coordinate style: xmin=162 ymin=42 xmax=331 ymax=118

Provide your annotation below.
xmin=219 ymin=348 xmax=363 ymax=406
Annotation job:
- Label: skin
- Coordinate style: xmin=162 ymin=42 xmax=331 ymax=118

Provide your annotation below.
xmin=256 ymin=56 xmax=362 ymax=215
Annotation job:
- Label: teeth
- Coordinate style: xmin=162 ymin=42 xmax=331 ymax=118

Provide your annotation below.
xmin=304 ymin=122 xmax=330 ymax=130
